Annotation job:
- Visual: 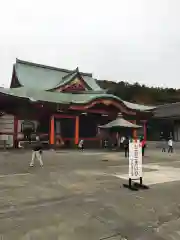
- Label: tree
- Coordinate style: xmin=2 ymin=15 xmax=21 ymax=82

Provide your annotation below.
xmin=98 ymin=80 xmax=180 ymax=105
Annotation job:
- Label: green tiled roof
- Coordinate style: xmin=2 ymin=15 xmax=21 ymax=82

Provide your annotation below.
xmin=123 ymin=100 xmax=155 ymax=111
xmin=99 ymin=117 xmax=142 ymax=128
xmin=13 ymin=59 xmax=102 ymax=91
xmin=0 ymin=87 xmax=156 ymax=112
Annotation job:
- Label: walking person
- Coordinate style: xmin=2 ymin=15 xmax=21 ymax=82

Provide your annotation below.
xmin=78 ymin=139 xmax=84 ymax=151
xmin=140 ymin=137 xmax=146 ymax=157
xmin=161 ymin=138 xmax=166 ymax=152
xmin=30 ymin=136 xmax=43 ymax=167
xmin=168 ymin=138 xmax=173 ymax=153
xmin=104 ymin=139 xmax=108 ymax=149
xmin=123 ymin=136 xmax=129 ymax=158
xmin=120 ymin=136 xmax=125 ymax=150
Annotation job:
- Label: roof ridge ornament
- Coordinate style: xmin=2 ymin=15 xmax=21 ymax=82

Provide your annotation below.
xmin=62 ymin=70 xmax=77 ymax=80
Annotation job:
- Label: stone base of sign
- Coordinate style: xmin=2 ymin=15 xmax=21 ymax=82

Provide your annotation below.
xmin=123 ymin=178 xmax=139 ymax=191
xmin=123 ymin=183 xmax=139 ymax=191
xmin=123 ymin=177 xmax=149 ymax=191
xmin=134 ymin=177 xmax=149 ymax=190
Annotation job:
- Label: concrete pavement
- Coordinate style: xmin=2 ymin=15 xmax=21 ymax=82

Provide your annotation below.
xmin=0 ymin=149 xmax=180 ymax=239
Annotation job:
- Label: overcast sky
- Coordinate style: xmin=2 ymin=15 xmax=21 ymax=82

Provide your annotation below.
xmin=0 ymin=0 xmax=180 ymax=88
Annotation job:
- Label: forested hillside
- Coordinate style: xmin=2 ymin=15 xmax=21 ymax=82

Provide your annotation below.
xmin=97 ymin=80 xmax=180 ymax=105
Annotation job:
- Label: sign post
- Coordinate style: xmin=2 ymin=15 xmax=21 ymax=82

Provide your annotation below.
xmin=123 ymin=139 xmax=149 ymax=191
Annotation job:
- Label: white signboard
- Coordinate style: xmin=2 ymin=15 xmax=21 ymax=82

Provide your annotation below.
xmin=0 ymin=114 xmax=14 ymax=133
xmin=129 ymin=140 xmax=142 ymax=179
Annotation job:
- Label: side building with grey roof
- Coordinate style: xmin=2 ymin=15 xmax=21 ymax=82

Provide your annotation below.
xmin=147 ymin=103 xmax=180 ymax=141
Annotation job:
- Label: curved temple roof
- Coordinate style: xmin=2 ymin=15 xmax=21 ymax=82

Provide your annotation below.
xmin=7 ymin=59 xmax=156 ymax=113
xmin=0 ymin=87 xmax=155 ymax=112
xmin=12 ymin=59 xmax=103 ymax=91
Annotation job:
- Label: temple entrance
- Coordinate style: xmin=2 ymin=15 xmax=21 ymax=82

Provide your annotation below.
xmin=50 ymin=115 xmax=78 ymax=148
xmin=54 ymin=116 xmax=75 ymax=147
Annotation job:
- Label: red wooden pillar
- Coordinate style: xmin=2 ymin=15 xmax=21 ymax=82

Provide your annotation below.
xmin=133 ymin=120 xmax=137 ymax=140
xmin=50 ymin=116 xmax=55 ymax=145
xmin=13 ymin=116 xmax=18 ymax=148
xmin=143 ymin=120 xmax=147 ymax=141
xmin=75 ymin=116 xmax=79 ymax=145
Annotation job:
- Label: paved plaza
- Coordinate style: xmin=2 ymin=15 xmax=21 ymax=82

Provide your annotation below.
xmin=0 ymin=149 xmax=180 ymax=239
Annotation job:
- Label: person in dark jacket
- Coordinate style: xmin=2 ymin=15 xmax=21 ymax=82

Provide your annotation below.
xmin=29 ymin=136 xmax=43 ymax=167
xmin=161 ymin=138 xmax=166 ymax=152
xmin=123 ymin=137 xmax=129 ymax=158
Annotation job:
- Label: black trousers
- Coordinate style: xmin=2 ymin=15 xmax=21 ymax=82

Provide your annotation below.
xmin=124 ymin=147 xmax=129 ymax=157
xmin=142 ymin=147 xmax=145 ymax=156
xmin=168 ymin=146 xmax=173 ymax=153
xmin=162 ymin=148 xmax=166 ymax=152
xmin=79 ymin=145 xmax=84 ymax=150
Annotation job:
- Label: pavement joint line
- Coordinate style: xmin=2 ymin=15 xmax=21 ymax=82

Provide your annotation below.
xmin=0 ymin=173 xmax=31 ymax=178
xmin=0 ymin=195 xmax=75 ymax=218
xmin=107 ymin=160 xmax=180 ymax=169
xmin=99 ymin=232 xmax=125 ymax=240
xmin=147 ymin=160 xmax=180 ymax=164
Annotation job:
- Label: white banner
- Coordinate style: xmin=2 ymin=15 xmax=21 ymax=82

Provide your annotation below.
xmin=129 ymin=140 xmax=142 ymax=179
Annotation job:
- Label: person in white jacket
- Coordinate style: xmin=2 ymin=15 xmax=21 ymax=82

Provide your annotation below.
xmin=168 ymin=138 xmax=173 ymax=153
xmin=78 ymin=139 xmax=84 ymax=150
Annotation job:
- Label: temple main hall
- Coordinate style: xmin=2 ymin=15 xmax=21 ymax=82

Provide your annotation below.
xmin=0 ymin=59 xmax=155 ymax=148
